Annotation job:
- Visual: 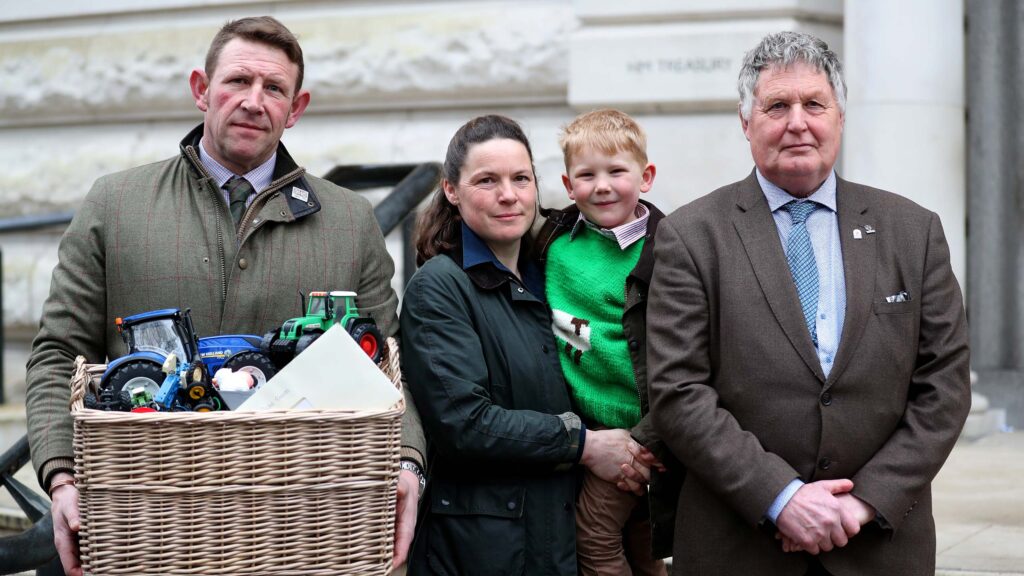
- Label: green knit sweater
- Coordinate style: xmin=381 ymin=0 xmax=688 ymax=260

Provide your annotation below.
xmin=546 ymin=227 xmax=644 ymax=429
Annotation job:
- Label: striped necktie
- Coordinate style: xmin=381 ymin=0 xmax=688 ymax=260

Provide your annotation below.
xmin=783 ymin=200 xmax=820 ymax=345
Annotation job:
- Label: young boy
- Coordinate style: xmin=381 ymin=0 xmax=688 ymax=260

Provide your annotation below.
xmin=537 ymin=109 xmax=675 ymax=575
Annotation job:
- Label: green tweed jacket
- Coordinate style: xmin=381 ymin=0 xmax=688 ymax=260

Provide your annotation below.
xmin=26 ymin=124 xmax=425 ymax=490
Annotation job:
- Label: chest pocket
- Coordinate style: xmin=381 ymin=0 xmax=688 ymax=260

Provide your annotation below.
xmin=430 ymin=480 xmax=525 ymax=518
xmin=873 ymin=300 xmax=917 ymax=315
xmin=425 ymin=481 xmax=526 ymax=575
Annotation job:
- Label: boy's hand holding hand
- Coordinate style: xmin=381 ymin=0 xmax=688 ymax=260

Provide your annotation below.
xmin=616 ymin=440 xmax=665 ymax=494
xmin=581 ymin=429 xmax=647 ymax=494
xmin=580 ymin=428 xmax=665 ymax=495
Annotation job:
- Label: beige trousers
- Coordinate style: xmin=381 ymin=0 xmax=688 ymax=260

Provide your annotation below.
xmin=575 ymin=468 xmax=667 ymax=576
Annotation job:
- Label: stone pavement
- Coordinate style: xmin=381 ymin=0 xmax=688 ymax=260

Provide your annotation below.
xmin=934 ymin=430 xmax=1024 ymax=575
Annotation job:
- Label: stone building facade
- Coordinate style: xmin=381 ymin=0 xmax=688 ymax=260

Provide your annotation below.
xmin=2 ymin=0 xmax=992 ymax=422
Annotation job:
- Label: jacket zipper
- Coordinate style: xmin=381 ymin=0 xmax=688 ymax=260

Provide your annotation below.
xmin=185 ymin=147 xmax=229 ymax=304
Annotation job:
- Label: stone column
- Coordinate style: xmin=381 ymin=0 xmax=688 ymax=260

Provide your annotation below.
xmin=841 ymin=0 xmax=966 ymax=286
xmin=964 ymin=0 xmax=1024 ymax=428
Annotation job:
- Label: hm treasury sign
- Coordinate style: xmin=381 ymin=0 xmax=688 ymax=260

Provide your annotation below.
xmin=568 ymin=20 xmax=840 ymax=112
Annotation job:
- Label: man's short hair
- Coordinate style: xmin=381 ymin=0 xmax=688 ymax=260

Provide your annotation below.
xmin=737 ymin=31 xmax=846 ymax=120
xmin=559 ymin=108 xmax=649 ymax=170
xmin=205 ymin=16 xmax=305 ymax=92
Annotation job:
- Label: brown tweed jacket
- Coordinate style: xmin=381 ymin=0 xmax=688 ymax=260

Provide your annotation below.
xmin=26 ymin=124 xmax=424 ymax=489
xmin=646 ymin=171 xmax=970 ymax=575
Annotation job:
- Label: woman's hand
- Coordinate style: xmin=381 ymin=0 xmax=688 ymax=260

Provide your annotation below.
xmin=580 ymin=429 xmax=660 ymax=495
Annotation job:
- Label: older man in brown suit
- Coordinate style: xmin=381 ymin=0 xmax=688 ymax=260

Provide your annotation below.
xmin=647 ymin=31 xmax=970 ymax=575
xmin=25 ymin=16 xmax=425 ymax=576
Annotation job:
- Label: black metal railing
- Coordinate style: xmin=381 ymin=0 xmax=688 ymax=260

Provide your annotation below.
xmin=0 ymin=162 xmax=439 ymax=575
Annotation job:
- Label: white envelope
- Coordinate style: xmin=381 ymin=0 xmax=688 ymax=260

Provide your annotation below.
xmin=237 ymin=324 xmax=400 ymax=411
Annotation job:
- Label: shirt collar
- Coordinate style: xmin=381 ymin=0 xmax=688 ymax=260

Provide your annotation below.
xmin=569 ymin=203 xmax=650 ymax=250
xmin=757 ymin=169 xmax=838 ymax=213
xmin=461 ymin=222 xmax=511 ymax=272
xmin=198 ymin=138 xmax=277 ymax=192
xmin=460 ymin=223 xmax=543 ymax=297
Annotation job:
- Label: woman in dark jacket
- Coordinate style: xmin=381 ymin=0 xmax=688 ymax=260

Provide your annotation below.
xmin=400 ymin=115 xmax=645 ymax=575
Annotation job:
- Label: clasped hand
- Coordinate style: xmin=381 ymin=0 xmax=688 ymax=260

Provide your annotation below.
xmin=580 ymin=428 xmax=665 ymax=495
xmin=775 ymin=479 xmax=876 ymax=555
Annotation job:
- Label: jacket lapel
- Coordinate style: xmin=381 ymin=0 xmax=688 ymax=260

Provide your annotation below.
xmin=824 ymin=178 xmax=875 ymax=390
xmin=733 ymin=172 xmax=826 ymax=382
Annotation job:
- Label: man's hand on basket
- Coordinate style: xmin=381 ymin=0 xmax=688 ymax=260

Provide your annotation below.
xmin=393 ymin=468 xmax=420 ymax=567
xmin=49 ymin=472 xmax=83 ymax=576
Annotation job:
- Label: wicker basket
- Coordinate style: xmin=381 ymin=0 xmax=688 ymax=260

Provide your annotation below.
xmin=70 ymin=338 xmax=403 ymax=575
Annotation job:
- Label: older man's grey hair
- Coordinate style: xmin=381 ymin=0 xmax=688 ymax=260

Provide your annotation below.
xmin=737 ymin=31 xmax=846 ymax=120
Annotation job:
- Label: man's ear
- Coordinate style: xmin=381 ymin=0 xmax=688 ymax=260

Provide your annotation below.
xmin=739 ymin=105 xmax=751 ymax=141
xmin=285 ymin=89 xmax=311 ymax=129
xmin=561 ymin=174 xmax=575 ymax=201
xmin=640 ymin=163 xmax=656 ymax=193
xmin=189 ymin=69 xmax=210 ymax=112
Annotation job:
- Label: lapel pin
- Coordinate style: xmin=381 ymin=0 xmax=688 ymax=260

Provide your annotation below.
xmin=853 ymin=229 xmax=863 ymax=239
xmin=864 ymin=224 xmax=876 ymax=234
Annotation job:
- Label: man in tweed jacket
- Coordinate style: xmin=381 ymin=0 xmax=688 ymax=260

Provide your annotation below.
xmin=25 ymin=16 xmax=426 ymax=576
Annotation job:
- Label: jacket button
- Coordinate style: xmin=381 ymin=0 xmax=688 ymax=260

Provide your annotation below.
xmin=818 ymin=457 xmax=831 ymax=470
xmin=629 ymin=339 xmax=639 ymax=351
xmin=238 ymin=258 xmax=248 ymax=270
xmin=517 ymin=287 xmax=524 ymax=294
xmin=820 ymin=392 xmax=832 ymax=406
xmin=563 ymin=502 xmax=571 ymax=511
xmin=440 ymin=499 xmax=450 ymax=507
xmin=542 ymin=345 xmax=550 ymax=353
xmin=507 ymin=501 xmax=517 ymax=511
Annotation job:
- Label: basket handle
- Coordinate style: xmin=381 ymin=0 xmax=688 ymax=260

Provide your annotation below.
xmin=381 ymin=337 xmax=401 ymax=392
xmin=69 ymin=356 xmax=107 ymax=412
xmin=69 ymin=356 xmax=88 ymax=411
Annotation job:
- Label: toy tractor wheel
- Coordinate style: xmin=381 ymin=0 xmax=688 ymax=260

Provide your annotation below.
xmin=187 ymin=382 xmax=207 ymax=401
xmin=223 ymin=352 xmax=277 ymax=389
xmin=193 ymin=398 xmax=217 ymax=412
xmin=106 ymin=360 xmax=164 ymax=402
xmin=119 ymin=388 xmax=133 ymax=411
xmin=84 ymin=392 xmax=101 ymax=410
xmin=295 ymin=330 xmax=323 ymax=356
xmin=349 ymin=322 xmax=383 ymax=364
xmin=260 ymin=328 xmax=280 ymax=355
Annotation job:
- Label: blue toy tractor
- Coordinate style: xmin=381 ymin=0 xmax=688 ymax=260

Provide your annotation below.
xmin=96 ymin=308 xmax=274 ymax=411
xmin=198 ymin=334 xmax=277 ymax=389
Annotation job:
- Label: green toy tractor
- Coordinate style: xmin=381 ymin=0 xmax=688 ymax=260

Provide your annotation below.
xmin=261 ymin=290 xmax=383 ymax=366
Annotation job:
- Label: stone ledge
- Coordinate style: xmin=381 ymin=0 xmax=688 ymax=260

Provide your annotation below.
xmin=0 ymin=3 xmax=574 ymax=126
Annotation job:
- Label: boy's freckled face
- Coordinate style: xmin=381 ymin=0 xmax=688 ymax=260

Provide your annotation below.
xmin=562 ymin=147 xmax=655 ymax=229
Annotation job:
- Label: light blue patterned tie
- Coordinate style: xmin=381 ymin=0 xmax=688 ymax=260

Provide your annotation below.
xmin=783 ymin=201 xmax=819 ymax=345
